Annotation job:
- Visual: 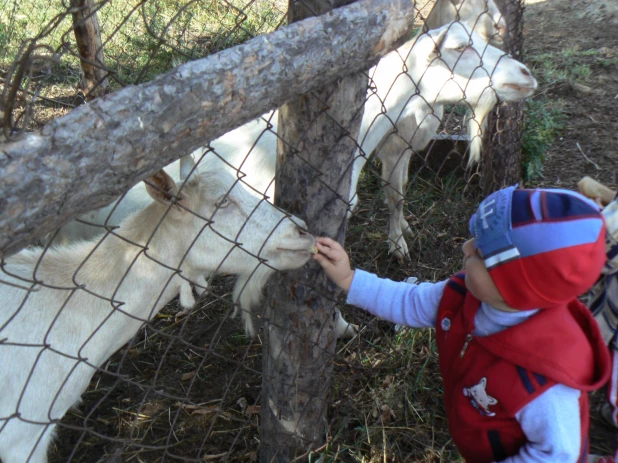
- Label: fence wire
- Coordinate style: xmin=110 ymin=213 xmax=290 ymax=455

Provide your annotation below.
xmin=0 ymin=0 xmax=530 ymax=461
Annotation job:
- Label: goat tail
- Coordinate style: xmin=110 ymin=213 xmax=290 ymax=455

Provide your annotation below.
xmin=466 ymin=89 xmax=499 ymax=167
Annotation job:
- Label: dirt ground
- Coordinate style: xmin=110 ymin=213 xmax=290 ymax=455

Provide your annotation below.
xmin=524 ymin=0 xmax=618 ymax=190
xmin=524 ymin=0 xmax=618 ymax=456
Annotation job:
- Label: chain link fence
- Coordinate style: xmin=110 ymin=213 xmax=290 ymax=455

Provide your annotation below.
xmin=0 ymin=0 xmax=531 ymax=460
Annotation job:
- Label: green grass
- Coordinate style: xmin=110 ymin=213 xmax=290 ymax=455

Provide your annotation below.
xmin=518 ymin=45 xmax=611 ymax=180
xmin=0 ymin=0 xmax=287 ymax=133
xmin=527 ymin=46 xmax=617 ymax=89
xmin=0 ymin=0 xmax=287 ymax=89
xmin=521 ymin=98 xmax=566 ymax=180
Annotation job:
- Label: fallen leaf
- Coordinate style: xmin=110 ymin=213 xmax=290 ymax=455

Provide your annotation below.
xmin=202 ymin=452 xmax=228 ymax=461
xmin=181 ymin=404 xmax=204 ymax=411
xmin=181 ymin=371 xmax=197 ymax=381
xmin=191 ymin=405 xmax=220 ymax=415
xmin=246 ymin=405 xmax=261 ymax=417
xmin=382 ymin=375 xmax=393 ymax=388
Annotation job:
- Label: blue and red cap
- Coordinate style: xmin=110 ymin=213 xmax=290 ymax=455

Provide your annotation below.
xmin=469 ymin=185 xmax=606 ymax=310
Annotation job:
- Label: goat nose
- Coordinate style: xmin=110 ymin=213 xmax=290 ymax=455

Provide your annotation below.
xmin=297 ymin=227 xmax=310 ymax=236
xmin=520 ymin=68 xmax=531 ymax=78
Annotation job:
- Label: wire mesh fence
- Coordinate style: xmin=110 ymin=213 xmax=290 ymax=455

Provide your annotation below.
xmin=0 ymin=0 xmax=533 ymax=461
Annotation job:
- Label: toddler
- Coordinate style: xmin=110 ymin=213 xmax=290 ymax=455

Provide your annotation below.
xmin=315 ymin=186 xmax=610 ymax=463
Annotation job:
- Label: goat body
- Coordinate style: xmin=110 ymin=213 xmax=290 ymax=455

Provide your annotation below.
xmin=0 ymin=162 xmax=314 ymax=462
xmin=48 ymin=133 xmax=362 ymax=338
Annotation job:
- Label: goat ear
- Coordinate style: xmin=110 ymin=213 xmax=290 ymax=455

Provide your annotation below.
xmin=426 ymin=26 xmax=449 ymax=61
xmin=179 ymin=154 xmax=197 ymax=181
xmin=145 ymin=170 xmax=185 ymax=207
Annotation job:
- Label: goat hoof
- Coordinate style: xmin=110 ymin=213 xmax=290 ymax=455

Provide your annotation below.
xmin=179 ymin=293 xmax=196 ymax=309
xmin=388 ymin=240 xmax=410 ymax=261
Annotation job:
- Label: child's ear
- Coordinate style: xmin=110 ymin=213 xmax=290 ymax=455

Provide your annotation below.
xmin=145 ymin=170 xmax=186 ymax=207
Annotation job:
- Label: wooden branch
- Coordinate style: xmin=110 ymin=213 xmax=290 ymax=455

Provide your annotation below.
xmin=71 ymin=0 xmax=109 ymax=100
xmin=0 ymin=0 xmax=416 ymax=258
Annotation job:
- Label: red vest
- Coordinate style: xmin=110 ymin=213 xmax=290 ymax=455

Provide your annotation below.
xmin=436 ymin=273 xmax=610 ymax=463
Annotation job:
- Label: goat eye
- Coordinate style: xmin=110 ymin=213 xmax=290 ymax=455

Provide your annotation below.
xmin=216 ymin=197 xmax=231 ymax=208
xmin=455 ymin=45 xmax=467 ymax=52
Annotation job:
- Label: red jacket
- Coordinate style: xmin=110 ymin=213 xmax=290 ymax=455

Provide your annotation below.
xmin=436 ymin=273 xmax=610 ymax=462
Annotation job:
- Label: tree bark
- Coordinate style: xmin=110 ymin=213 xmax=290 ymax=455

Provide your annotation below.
xmin=258 ymin=0 xmax=371 ymax=460
xmin=480 ymin=0 xmax=526 ymax=195
xmin=0 ymin=0 xmax=416 ymax=258
xmin=70 ymin=0 xmax=108 ymax=100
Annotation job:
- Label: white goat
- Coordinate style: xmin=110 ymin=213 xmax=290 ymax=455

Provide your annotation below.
xmin=350 ymin=22 xmax=537 ymax=258
xmin=49 ymin=151 xmax=358 ymax=339
xmin=202 ymin=21 xmax=534 ymax=261
xmin=0 ymin=158 xmax=315 ymax=463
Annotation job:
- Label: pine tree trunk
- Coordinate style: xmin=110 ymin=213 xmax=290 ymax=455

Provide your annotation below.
xmin=258 ymin=0 xmax=369 ymax=459
xmin=70 ymin=0 xmax=108 ymax=100
xmin=480 ymin=0 xmax=526 ymax=195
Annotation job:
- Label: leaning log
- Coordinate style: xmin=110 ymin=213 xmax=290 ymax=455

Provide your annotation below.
xmin=0 ymin=0 xmax=416 ymax=258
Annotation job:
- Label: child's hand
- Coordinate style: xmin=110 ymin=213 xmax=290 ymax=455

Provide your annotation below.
xmin=312 ymin=237 xmax=355 ymax=292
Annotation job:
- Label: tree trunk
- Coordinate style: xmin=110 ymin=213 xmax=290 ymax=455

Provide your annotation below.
xmin=70 ymin=0 xmax=108 ymax=100
xmin=258 ymin=0 xmax=370 ymax=460
xmin=0 ymin=0 xmax=416 ymax=258
xmin=480 ymin=0 xmax=526 ymax=195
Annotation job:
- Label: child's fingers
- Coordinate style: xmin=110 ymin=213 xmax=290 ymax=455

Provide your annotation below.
xmin=315 ymin=241 xmax=341 ymax=260
xmin=316 ymin=236 xmax=336 ymax=245
xmin=315 ymin=236 xmax=340 ymax=249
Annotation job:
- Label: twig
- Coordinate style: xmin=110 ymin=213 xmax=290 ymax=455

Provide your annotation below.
xmin=202 ymin=452 xmax=228 ymax=461
xmin=576 ymin=142 xmax=600 ymax=170
xmin=288 ymin=440 xmax=330 ymax=463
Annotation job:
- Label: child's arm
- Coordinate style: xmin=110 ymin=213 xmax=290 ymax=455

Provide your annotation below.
xmin=497 ymin=384 xmax=582 ymax=463
xmin=313 ymin=237 xmax=446 ymax=329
